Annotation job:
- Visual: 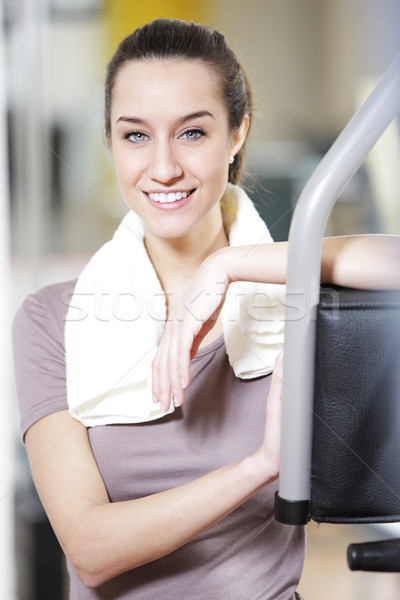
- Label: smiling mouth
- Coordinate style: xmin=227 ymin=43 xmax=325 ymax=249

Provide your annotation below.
xmin=147 ymin=190 xmax=194 ymax=203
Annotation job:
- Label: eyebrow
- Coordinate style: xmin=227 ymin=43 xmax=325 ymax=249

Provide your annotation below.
xmin=116 ymin=110 xmax=215 ymax=126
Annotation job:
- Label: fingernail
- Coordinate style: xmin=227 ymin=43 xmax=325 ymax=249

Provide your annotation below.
xmin=180 ymin=378 xmax=186 ymax=389
xmin=173 ymin=395 xmax=180 ymax=407
xmin=152 ymin=394 xmax=157 ymax=404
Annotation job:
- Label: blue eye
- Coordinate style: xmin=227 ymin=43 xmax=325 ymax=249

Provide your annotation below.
xmin=124 ymin=131 xmax=149 ymax=143
xmin=180 ymin=128 xmax=205 ymax=141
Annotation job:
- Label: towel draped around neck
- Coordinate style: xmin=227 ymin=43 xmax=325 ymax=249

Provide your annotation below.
xmin=65 ymin=183 xmax=285 ymax=427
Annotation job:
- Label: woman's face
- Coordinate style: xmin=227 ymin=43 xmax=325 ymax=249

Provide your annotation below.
xmin=109 ymin=59 xmax=248 ymax=241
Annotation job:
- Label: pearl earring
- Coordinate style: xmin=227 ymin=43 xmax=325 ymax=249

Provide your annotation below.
xmin=229 ymin=156 xmax=235 ymax=164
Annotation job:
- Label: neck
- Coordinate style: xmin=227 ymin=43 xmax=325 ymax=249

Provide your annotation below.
xmin=145 ymin=211 xmax=229 ymax=302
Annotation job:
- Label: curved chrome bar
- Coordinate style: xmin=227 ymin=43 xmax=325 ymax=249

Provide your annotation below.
xmin=275 ymin=52 xmax=400 ymax=524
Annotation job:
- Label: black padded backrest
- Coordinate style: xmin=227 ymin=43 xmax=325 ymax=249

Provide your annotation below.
xmin=310 ymin=285 xmax=400 ymax=524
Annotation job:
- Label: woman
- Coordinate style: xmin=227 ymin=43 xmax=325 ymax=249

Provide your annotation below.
xmin=13 ymin=18 xmax=400 ymax=600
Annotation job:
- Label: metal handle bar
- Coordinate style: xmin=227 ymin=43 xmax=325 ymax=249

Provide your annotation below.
xmin=275 ymin=52 xmax=400 ymax=525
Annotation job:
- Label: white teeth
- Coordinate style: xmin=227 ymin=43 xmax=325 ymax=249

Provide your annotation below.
xmin=148 ymin=191 xmax=189 ymax=203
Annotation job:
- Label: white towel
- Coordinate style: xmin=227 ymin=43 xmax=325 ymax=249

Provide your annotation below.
xmin=65 ymin=183 xmax=285 ymax=427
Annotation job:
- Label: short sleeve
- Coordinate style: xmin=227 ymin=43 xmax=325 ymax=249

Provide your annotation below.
xmin=12 ymin=280 xmax=76 ymax=439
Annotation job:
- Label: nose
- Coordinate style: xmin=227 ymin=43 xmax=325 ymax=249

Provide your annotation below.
xmin=148 ymin=141 xmax=183 ymax=183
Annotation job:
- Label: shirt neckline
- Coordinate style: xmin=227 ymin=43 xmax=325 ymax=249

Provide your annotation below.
xmin=192 ymin=333 xmax=225 ymax=360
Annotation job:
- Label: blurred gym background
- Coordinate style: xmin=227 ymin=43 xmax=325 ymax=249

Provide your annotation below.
xmin=1 ymin=0 xmax=399 ymax=598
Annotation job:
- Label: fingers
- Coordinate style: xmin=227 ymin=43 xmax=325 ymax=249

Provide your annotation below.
xmin=272 ymin=349 xmax=284 ymax=382
xmin=265 ymin=352 xmax=283 ymax=428
xmin=152 ymin=316 xmax=193 ymax=412
xmin=262 ymin=349 xmax=284 ymax=474
xmin=151 ymin=256 xmax=230 ymax=411
xmin=151 ymin=321 xmax=173 ymax=412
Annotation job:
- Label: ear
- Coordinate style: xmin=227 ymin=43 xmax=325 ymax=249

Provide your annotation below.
xmin=229 ymin=114 xmax=250 ymax=158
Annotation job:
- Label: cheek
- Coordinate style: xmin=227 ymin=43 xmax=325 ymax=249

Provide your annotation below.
xmin=200 ymin=148 xmax=230 ymax=187
xmin=112 ymin=157 xmax=127 ymax=190
xmin=112 ymin=149 xmax=142 ymax=187
xmin=182 ymin=142 xmax=229 ymax=184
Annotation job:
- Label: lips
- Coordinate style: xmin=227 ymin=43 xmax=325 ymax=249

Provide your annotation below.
xmin=148 ymin=191 xmax=188 ymax=203
xmin=144 ymin=189 xmax=196 ymax=212
xmin=147 ymin=190 xmax=193 ymax=204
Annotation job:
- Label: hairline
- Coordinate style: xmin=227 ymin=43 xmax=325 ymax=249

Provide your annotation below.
xmin=106 ymin=56 xmax=231 ymax=140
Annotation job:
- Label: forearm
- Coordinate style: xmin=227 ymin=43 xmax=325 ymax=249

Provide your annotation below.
xmin=69 ymin=451 xmax=271 ymax=587
xmin=212 ymin=234 xmax=400 ymax=290
xmin=320 ymin=234 xmax=400 ymax=289
xmin=27 ymin=410 xmax=276 ymax=589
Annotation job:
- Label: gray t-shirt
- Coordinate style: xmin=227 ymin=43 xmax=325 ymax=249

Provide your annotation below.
xmin=13 ymin=281 xmax=305 ymax=600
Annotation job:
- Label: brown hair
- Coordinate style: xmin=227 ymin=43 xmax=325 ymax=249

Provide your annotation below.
xmin=105 ymin=18 xmax=252 ymax=184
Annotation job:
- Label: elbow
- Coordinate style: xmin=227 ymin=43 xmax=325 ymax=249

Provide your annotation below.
xmin=66 ymin=539 xmax=114 ymax=589
xmin=73 ymin=567 xmax=102 ymax=590
xmin=66 ymin=531 xmax=145 ymax=588
xmin=62 ymin=508 xmax=153 ymax=587
xmin=70 ymin=558 xmax=110 ymax=589
xmin=68 ymin=556 xmax=102 ymax=589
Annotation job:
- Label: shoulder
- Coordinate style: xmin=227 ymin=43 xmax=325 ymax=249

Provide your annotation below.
xmin=13 ymin=280 xmax=77 ymax=439
xmin=15 ymin=279 xmax=76 ymax=321
xmin=14 ymin=279 xmax=76 ymax=340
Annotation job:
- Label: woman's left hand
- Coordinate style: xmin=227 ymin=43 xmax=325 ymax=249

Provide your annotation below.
xmin=152 ymin=254 xmax=231 ymax=412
